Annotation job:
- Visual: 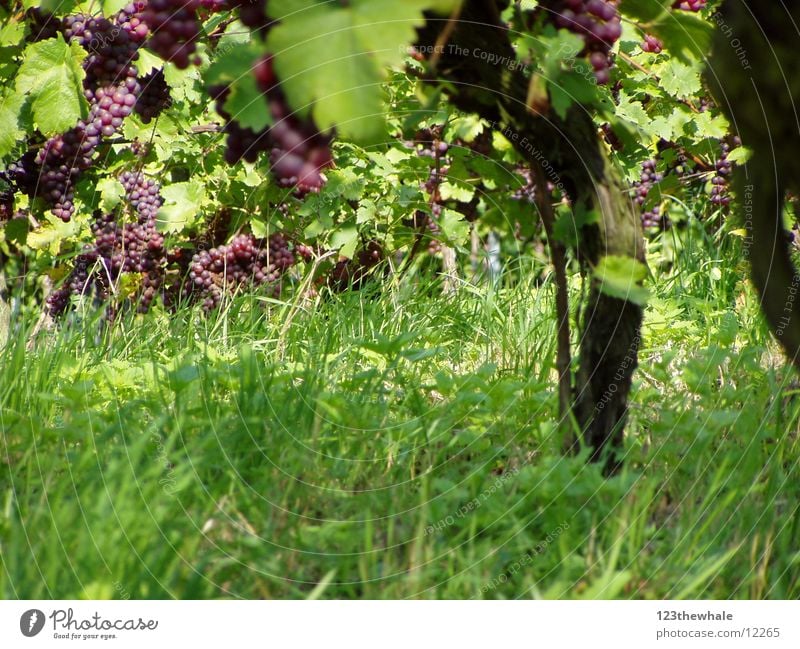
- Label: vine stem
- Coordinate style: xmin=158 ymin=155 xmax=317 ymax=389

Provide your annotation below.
xmin=530 ymin=161 xmax=574 ymax=449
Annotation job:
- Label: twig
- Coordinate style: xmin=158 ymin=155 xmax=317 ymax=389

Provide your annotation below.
xmin=531 ymin=160 xmax=574 ymax=450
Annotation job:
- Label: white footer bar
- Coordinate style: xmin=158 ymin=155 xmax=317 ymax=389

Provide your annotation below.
xmin=2 ymin=600 xmax=797 ymax=648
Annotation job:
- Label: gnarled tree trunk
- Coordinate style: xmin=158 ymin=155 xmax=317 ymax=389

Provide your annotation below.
xmin=419 ymin=0 xmax=645 ymax=470
xmin=709 ymin=1 xmax=800 ymax=367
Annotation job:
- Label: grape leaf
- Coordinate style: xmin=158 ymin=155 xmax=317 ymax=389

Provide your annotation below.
xmin=619 ymin=0 xmax=671 ymax=23
xmin=100 ymin=0 xmax=129 ymax=16
xmin=0 ymin=19 xmax=25 ymax=48
xmin=15 ymin=35 xmax=88 ymax=135
xmin=438 ymin=208 xmax=470 ymax=246
xmin=650 ymin=11 xmax=712 ymax=63
xmin=204 ymin=42 xmax=273 ymax=132
xmin=157 ymin=181 xmax=206 ymax=233
xmin=654 ymin=58 xmax=702 ymax=98
xmin=330 ymin=226 xmax=359 ymax=259
xmin=439 ymin=181 xmax=475 ymax=203
xmin=22 ymin=0 xmax=79 ymax=13
xmin=0 ymin=91 xmax=24 ymax=160
xmin=593 ymin=255 xmax=650 ymax=305
xmin=267 ymin=0 xmax=458 ymax=142
xmin=96 ymin=177 xmax=125 ymax=213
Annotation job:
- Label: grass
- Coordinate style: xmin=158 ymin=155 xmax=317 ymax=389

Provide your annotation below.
xmin=1 ymin=228 xmax=799 ymax=599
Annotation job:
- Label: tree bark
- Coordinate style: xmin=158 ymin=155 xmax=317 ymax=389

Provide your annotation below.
xmin=709 ymin=1 xmax=800 ymax=367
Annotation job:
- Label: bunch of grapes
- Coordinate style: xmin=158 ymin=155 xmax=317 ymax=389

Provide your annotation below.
xmin=24 ymin=7 xmax=62 ymax=42
xmin=186 ymin=233 xmax=297 ymax=310
xmin=539 ymin=0 xmax=622 ymax=84
xmin=62 ymin=13 xmax=141 ymax=94
xmin=641 ymin=34 xmax=663 ymax=53
xmin=327 ymin=240 xmax=385 ymax=292
xmin=17 ymin=9 xmax=145 ymax=222
xmin=116 ymin=2 xmax=150 ymax=43
xmin=120 ymin=170 xmax=163 ymax=222
xmin=229 ymin=0 xmax=271 ymax=36
xmin=48 ymin=170 xmax=167 ymax=317
xmin=212 ymin=55 xmax=333 ymax=194
xmin=0 ymin=152 xmax=38 ymax=198
xmin=46 ymin=252 xmax=99 ymax=316
xmin=140 ymin=0 xmax=202 ymax=69
xmin=135 ymin=68 xmax=172 ymax=123
xmin=633 ymin=159 xmax=667 ymax=230
xmin=672 ymin=0 xmax=706 ymax=11
xmin=511 ymin=166 xmax=538 ymax=204
xmin=710 ymin=137 xmax=739 ymax=208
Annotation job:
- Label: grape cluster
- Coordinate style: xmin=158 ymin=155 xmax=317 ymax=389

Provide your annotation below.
xmin=542 ymin=0 xmax=622 ymax=84
xmin=633 ymin=159 xmax=666 ymax=230
xmin=710 ymin=137 xmax=739 ymax=208
xmin=92 ymin=209 xmax=165 ymax=276
xmin=212 ymin=55 xmax=333 ymax=194
xmin=135 ymin=68 xmax=172 ymax=123
xmin=18 ymin=9 xmax=145 ymax=221
xmin=511 ymin=166 xmax=537 ymax=204
xmin=34 ymin=73 xmax=140 ymax=221
xmin=641 ymin=34 xmax=663 ymax=54
xmin=46 ymin=252 xmax=98 ymax=316
xmin=672 ymin=0 xmax=706 ymax=11
xmin=186 ymin=233 xmax=297 ymax=310
xmin=24 ymin=7 xmax=62 ymax=42
xmin=200 ymin=0 xmax=231 ymax=10
xmin=327 ymin=241 xmax=385 ymax=292
xmin=229 ymin=0 xmax=271 ymax=36
xmin=116 ymin=2 xmax=151 ymax=43
xmin=62 ymin=14 xmax=140 ymax=93
xmin=0 ymin=152 xmax=38 ymax=197
xmin=140 ymin=0 xmax=202 ymax=69
xmin=48 ymin=170 xmax=167 ymax=317
xmin=120 ymin=170 xmax=163 ymax=222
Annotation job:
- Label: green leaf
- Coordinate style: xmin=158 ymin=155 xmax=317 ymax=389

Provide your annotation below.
xmin=25 ymin=215 xmax=80 ymax=253
xmin=100 ymin=0 xmax=130 ymax=16
xmin=3 ymin=216 xmax=28 ymax=247
xmin=439 ymin=181 xmax=474 ymax=203
xmin=16 ymin=35 xmax=88 ymax=135
xmin=438 ymin=208 xmax=470 ymax=246
xmin=0 ymin=19 xmax=26 ymax=48
xmin=356 ymin=199 xmax=377 ymax=224
xmin=690 ymin=110 xmax=729 ymax=140
xmin=330 ymin=226 xmax=359 ymax=259
xmin=619 ymin=0 xmax=671 ymax=23
xmin=23 ymin=0 xmax=79 ymax=13
xmin=326 ymin=167 xmax=365 ymax=201
xmin=593 ymin=255 xmax=650 ymax=305
xmin=204 ymin=42 xmax=272 ymax=132
xmin=136 ymin=49 xmax=164 ymax=77
xmin=96 ymin=177 xmax=125 ymax=213
xmin=250 ymin=216 xmax=268 ymax=239
xmin=654 ymin=58 xmax=701 ymax=99
xmin=650 ymin=12 xmax=712 ymax=63
xmin=267 ymin=0 xmax=449 ymax=142
xmin=157 ymin=181 xmax=206 ymax=233
xmin=0 ymin=91 xmax=24 ymax=160
xmin=727 ymin=147 xmax=751 ymax=165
